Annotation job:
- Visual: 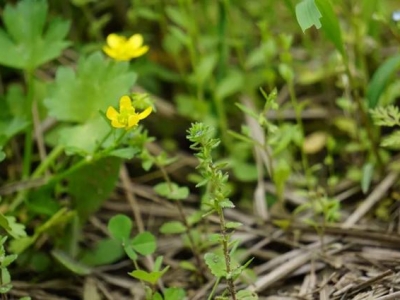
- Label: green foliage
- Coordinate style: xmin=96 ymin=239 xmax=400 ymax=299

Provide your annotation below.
xmin=129 ymin=267 xmax=169 ymax=285
xmin=45 ymin=52 xmax=136 ymax=123
xmin=367 ymin=54 xmax=400 ymax=108
xmin=204 ymin=252 xmax=227 ymax=278
xmin=0 ymin=236 xmax=18 ymax=294
xmin=0 ymin=0 xmax=70 ymax=70
xmin=295 ymin=0 xmax=322 ymax=32
xmin=68 ymin=157 xmax=121 ymax=220
xmin=108 ymin=214 xmax=132 ymax=241
xmin=370 ymin=105 xmax=400 ymax=127
xmin=154 ymin=182 xmax=189 ymax=201
xmin=160 ymin=221 xmax=186 ymax=234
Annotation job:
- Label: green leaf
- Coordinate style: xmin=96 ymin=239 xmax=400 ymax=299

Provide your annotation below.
xmin=215 ymin=70 xmax=244 ymax=100
xmin=108 ymin=147 xmax=139 ymax=159
xmin=361 ymin=163 xmax=374 ymax=194
xmin=225 ymin=222 xmax=243 ymax=230
xmin=124 ymin=244 xmax=138 ymax=261
xmin=68 ymin=157 xmax=121 ymax=220
xmin=164 ymin=287 xmax=186 ymax=300
xmin=51 ymin=249 xmax=91 ymax=275
xmin=44 ymin=52 xmax=136 ymax=122
xmin=108 ymin=215 xmax=132 ymax=241
xmin=0 ymin=0 xmax=70 ymax=70
xmin=367 ymin=54 xmax=400 ymax=108
xmin=80 ymin=238 xmax=124 ymax=267
xmin=154 ymin=182 xmax=189 ymax=201
xmin=58 ymin=117 xmax=111 ymax=155
xmin=131 ymin=232 xmax=156 ymax=256
xmin=194 ymin=54 xmax=218 ymax=87
xmin=204 ymin=252 xmax=227 ymax=278
xmin=129 ymin=267 xmax=169 ymax=285
xmin=160 ymin=221 xmax=186 ymax=234
xmin=236 ymin=290 xmax=258 ymax=300
xmin=295 ymin=0 xmax=322 ymax=32
xmin=315 ymin=0 xmax=345 ymax=56
xmin=1 ymin=254 xmax=17 ymax=268
xmin=219 ymin=199 xmax=235 ymax=208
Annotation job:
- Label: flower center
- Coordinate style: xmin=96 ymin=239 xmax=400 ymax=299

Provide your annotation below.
xmin=117 ymin=108 xmax=136 ymax=125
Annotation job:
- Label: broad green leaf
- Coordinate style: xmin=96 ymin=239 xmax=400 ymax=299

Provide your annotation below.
xmin=0 ymin=0 xmax=70 ymax=70
xmin=51 ymin=249 xmax=91 ymax=275
xmin=154 ymin=182 xmax=189 ymax=200
xmin=367 ymin=54 xmax=400 ymax=108
xmin=204 ymin=252 xmax=227 ymax=278
xmin=164 ymin=288 xmax=186 ymax=300
xmin=131 ymin=232 xmax=156 ymax=256
xmin=295 ymin=0 xmax=322 ymax=32
xmin=80 ymin=238 xmax=124 ymax=266
xmin=160 ymin=221 xmax=186 ymax=234
xmin=58 ymin=117 xmax=111 ymax=155
xmin=68 ymin=157 xmax=121 ymax=220
xmin=44 ymin=52 xmax=136 ymax=122
xmin=152 ymin=293 xmax=163 ymax=300
xmin=108 ymin=215 xmax=132 ymax=241
xmin=129 ymin=267 xmax=169 ymax=285
xmin=361 ymin=163 xmax=374 ymax=194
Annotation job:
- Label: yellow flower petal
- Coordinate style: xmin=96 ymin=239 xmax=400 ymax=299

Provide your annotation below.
xmin=131 ymin=46 xmax=149 ymax=58
xmin=119 ymin=96 xmax=133 ymax=111
xmin=106 ymin=106 xmax=119 ymax=121
xmin=127 ymin=114 xmax=140 ymax=128
xmin=127 ymin=34 xmax=144 ymax=48
xmin=138 ymin=106 xmax=152 ymax=120
xmin=111 ymin=119 xmax=125 ymax=128
xmin=106 ymin=34 xmax=126 ymax=48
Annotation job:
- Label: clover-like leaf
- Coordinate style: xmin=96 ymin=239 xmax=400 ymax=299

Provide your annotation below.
xmin=0 ymin=0 xmax=70 ymax=70
xmin=129 ymin=266 xmax=169 ymax=285
xmin=108 ymin=214 xmax=132 ymax=241
xmin=131 ymin=232 xmax=156 ymax=256
xmin=154 ymin=182 xmax=189 ymax=200
xmin=44 ymin=52 xmax=137 ymax=123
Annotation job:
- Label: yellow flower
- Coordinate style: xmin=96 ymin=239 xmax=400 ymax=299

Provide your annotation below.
xmin=103 ymin=33 xmax=149 ymax=61
xmin=106 ymin=95 xmax=152 ymax=130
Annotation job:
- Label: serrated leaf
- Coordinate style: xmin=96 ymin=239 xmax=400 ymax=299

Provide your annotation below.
xmin=131 ymin=232 xmax=156 ymax=256
xmin=204 ymin=252 xmax=227 ymax=277
xmin=0 ymin=0 xmax=70 ymax=70
xmin=160 ymin=221 xmax=186 ymax=234
xmin=108 ymin=215 xmax=132 ymax=241
xmin=44 ymin=52 xmax=136 ymax=122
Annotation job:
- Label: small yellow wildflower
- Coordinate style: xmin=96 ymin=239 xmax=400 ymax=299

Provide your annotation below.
xmin=106 ymin=95 xmax=152 ymax=130
xmin=103 ymin=33 xmax=149 ymax=61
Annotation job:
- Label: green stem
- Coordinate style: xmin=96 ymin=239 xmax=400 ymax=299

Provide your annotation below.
xmin=22 ymin=70 xmax=35 ymax=179
xmin=31 ymin=145 xmax=64 ymax=178
xmin=217 ymin=207 xmax=237 ymax=300
xmin=207 ymin=277 xmax=221 ymax=300
xmin=287 ymin=81 xmax=312 ymax=188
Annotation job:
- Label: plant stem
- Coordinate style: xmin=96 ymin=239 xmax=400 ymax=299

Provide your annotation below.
xmin=22 ymin=70 xmax=35 ymax=179
xmin=216 ymin=207 xmax=236 ymax=300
